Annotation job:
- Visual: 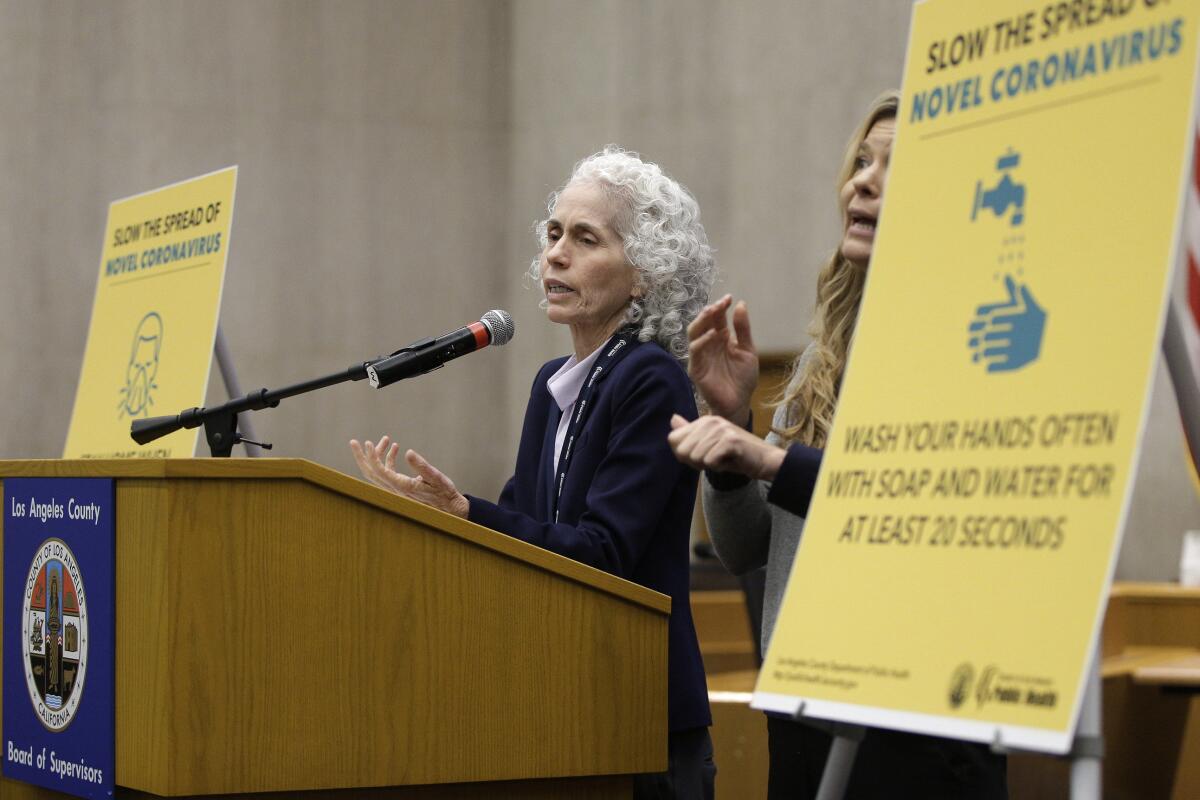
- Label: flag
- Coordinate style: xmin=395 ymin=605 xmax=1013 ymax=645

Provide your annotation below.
xmin=1167 ymin=125 xmax=1200 ymax=490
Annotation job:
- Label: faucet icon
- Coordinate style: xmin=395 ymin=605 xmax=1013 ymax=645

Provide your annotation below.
xmin=971 ymin=149 xmax=1025 ymax=227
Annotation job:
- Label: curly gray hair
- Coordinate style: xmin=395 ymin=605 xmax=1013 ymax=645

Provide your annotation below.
xmin=531 ymin=146 xmax=716 ymax=360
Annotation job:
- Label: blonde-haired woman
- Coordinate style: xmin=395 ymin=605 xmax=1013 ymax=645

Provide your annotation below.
xmin=667 ymin=92 xmax=1008 ymax=797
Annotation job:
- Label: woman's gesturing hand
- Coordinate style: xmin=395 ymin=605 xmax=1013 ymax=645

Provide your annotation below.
xmin=687 ymin=294 xmax=759 ymax=425
xmin=668 ymin=414 xmax=784 ymax=481
xmin=349 ymin=435 xmax=469 ymax=518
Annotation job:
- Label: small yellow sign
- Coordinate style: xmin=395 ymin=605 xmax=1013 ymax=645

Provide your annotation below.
xmin=64 ymin=167 xmax=236 ymax=458
xmin=754 ymin=0 xmax=1200 ymax=753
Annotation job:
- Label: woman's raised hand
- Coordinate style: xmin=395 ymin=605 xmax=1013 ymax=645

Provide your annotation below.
xmin=349 ymin=435 xmax=469 ymax=518
xmin=687 ymin=294 xmax=759 ymax=425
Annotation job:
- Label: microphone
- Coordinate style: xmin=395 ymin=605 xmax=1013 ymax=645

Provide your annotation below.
xmin=367 ymin=309 xmax=515 ymax=389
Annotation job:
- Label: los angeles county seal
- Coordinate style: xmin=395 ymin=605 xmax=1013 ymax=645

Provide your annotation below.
xmin=21 ymin=537 xmax=89 ymax=731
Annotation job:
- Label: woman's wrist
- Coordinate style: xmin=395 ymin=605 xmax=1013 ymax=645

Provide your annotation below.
xmin=729 ymin=404 xmax=752 ymax=428
xmin=701 ymin=398 xmax=751 ymax=426
xmin=755 ymin=443 xmax=786 ymax=481
xmin=695 ymin=390 xmax=752 ymax=426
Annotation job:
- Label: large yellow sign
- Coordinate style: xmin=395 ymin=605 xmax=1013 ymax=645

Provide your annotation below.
xmin=754 ymin=0 xmax=1200 ymax=753
xmin=64 ymin=168 xmax=236 ymax=458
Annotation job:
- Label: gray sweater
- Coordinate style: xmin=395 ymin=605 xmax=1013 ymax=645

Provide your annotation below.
xmin=701 ymin=351 xmax=811 ymax=655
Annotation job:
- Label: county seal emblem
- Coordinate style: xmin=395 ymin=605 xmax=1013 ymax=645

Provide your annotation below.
xmin=21 ymin=538 xmax=89 ymax=731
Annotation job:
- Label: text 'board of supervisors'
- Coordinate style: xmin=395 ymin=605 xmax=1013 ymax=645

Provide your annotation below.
xmin=63 ymin=167 xmax=236 ymax=459
xmin=3 ymin=478 xmax=115 ymax=799
xmin=753 ymin=0 xmax=1200 ymax=753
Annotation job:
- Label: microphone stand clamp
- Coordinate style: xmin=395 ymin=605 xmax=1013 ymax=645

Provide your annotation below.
xmin=204 ymin=411 xmax=274 ymax=458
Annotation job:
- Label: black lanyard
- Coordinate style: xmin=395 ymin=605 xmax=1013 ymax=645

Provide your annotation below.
xmin=552 ymin=331 xmax=637 ymax=521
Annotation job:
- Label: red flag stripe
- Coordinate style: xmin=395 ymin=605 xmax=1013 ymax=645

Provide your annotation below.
xmin=1190 ymin=250 xmax=1200 ymax=330
xmin=1191 ymin=126 xmax=1200 ymax=330
xmin=1184 ymin=127 xmax=1200 ymax=486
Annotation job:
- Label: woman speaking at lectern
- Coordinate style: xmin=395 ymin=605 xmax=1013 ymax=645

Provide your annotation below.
xmin=352 ymin=146 xmax=717 ymax=798
xmin=667 ymin=92 xmax=1008 ymax=798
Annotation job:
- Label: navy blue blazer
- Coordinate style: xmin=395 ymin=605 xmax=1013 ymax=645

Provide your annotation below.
xmin=466 ymin=340 xmax=711 ymax=732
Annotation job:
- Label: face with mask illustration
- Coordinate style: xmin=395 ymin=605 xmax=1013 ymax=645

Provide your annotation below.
xmin=120 ymin=312 xmax=162 ymax=418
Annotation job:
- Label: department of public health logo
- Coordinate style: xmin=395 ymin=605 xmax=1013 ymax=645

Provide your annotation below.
xmin=948 ymin=662 xmax=975 ymax=710
xmin=21 ymin=538 xmax=89 ymax=731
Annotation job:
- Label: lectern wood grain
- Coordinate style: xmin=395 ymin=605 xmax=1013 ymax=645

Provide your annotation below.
xmin=1 ymin=459 xmax=668 ymax=797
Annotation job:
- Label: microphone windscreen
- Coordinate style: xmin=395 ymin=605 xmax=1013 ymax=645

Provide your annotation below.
xmin=482 ymin=309 xmax=515 ymax=346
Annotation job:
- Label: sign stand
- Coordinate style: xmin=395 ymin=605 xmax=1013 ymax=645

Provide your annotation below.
xmin=213 ymin=324 xmax=263 ymax=457
xmin=809 ymin=719 xmax=865 ymax=800
xmin=1066 ymin=655 xmax=1103 ymax=800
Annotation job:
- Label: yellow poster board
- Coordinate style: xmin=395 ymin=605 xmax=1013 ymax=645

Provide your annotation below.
xmin=753 ymin=0 xmax=1200 ymax=753
xmin=64 ymin=167 xmax=236 ymax=458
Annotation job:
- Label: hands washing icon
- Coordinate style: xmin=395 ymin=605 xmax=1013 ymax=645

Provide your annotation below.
xmin=968 ymin=275 xmax=1046 ymax=373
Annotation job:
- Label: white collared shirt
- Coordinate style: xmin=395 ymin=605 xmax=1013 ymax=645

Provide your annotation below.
xmin=546 ymin=342 xmax=607 ymax=470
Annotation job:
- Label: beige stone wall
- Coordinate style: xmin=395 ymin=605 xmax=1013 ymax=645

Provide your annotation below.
xmin=1 ymin=0 xmax=1196 ymax=578
xmin=0 ymin=0 xmax=517 ymax=496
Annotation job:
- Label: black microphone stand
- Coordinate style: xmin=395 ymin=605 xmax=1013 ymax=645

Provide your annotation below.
xmin=129 ymin=359 xmax=380 ymax=457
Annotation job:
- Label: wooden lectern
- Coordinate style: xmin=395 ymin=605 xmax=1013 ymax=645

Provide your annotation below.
xmin=1 ymin=459 xmax=668 ymax=799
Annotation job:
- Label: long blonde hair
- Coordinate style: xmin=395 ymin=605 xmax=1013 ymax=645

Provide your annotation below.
xmin=774 ymin=90 xmax=900 ymax=447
